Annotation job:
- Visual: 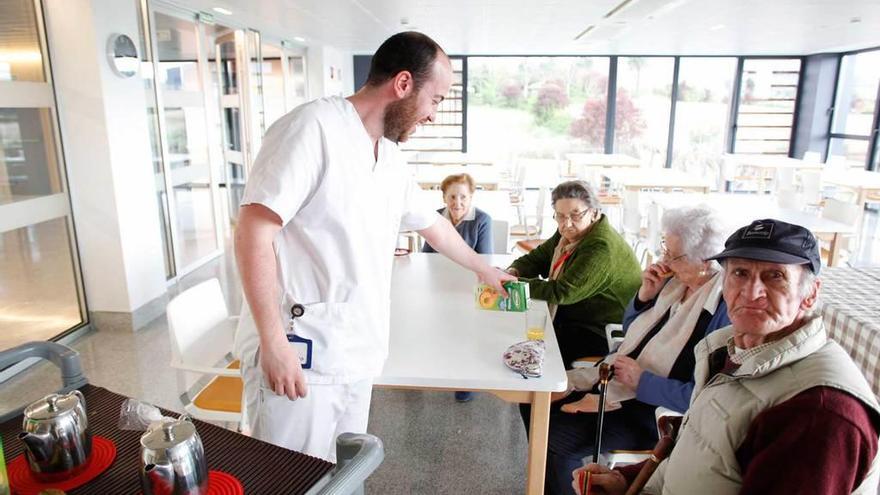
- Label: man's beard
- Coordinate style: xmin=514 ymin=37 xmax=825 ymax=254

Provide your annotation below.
xmin=383 ymin=91 xmax=420 ymax=143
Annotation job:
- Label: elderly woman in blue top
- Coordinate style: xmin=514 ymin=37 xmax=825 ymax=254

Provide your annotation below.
xmin=423 ymin=173 xmax=493 ymax=402
xmin=422 ymin=173 xmax=493 ymax=255
xmin=544 ymin=206 xmax=731 ymax=495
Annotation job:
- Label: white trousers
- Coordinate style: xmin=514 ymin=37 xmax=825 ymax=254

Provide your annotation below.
xmin=241 ymin=355 xmax=373 ymax=462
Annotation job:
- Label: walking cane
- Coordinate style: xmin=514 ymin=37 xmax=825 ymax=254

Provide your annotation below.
xmin=581 ymin=362 xmax=613 ymax=495
xmin=623 ymin=415 xmax=682 ymax=495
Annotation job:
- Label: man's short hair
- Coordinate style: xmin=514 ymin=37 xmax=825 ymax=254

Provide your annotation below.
xmin=365 ymin=31 xmax=444 ymax=90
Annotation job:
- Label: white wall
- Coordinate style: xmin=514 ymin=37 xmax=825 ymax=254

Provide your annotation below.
xmin=306 ymin=45 xmax=355 ymax=98
xmin=45 ymin=0 xmax=167 ymax=317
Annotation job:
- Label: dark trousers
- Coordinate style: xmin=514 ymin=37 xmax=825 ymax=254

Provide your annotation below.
xmin=520 ymin=395 xmax=658 ymax=495
xmin=554 ymin=323 xmax=609 ymax=369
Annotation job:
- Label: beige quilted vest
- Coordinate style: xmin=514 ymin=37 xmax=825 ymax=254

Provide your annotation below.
xmin=642 ymin=316 xmax=880 ymax=495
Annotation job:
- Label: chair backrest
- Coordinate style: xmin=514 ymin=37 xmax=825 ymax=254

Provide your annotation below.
xmin=822 ymin=198 xmax=861 ymax=225
xmin=799 ymin=171 xmax=823 ymax=205
xmin=535 ymin=186 xmax=547 ymax=233
xmin=491 ymin=219 xmax=510 ymax=254
xmin=802 ymin=151 xmax=822 ymax=163
xmin=775 ymin=168 xmax=795 ymax=191
xmin=776 ymin=188 xmax=805 ymax=210
xmin=166 ymin=279 xmax=233 ymax=371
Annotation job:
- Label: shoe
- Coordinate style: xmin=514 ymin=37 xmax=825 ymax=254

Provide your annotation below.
xmin=454 ymin=391 xmax=474 ymax=402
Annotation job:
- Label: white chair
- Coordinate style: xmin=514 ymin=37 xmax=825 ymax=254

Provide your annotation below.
xmin=166 ymin=278 xmax=243 ymax=428
xmin=799 ymin=171 xmax=823 ymax=208
xmin=774 ymin=168 xmax=795 ymax=192
xmin=820 ymin=198 xmax=861 ymax=265
xmin=511 ymin=186 xmax=546 ymax=238
xmin=491 ymin=219 xmax=510 ymax=254
xmin=776 ymin=188 xmax=805 ymax=210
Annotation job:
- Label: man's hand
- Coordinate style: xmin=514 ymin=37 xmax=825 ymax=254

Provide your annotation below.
xmin=260 ymin=337 xmax=308 ymax=400
xmin=478 ymin=266 xmax=517 ymax=297
xmin=572 ymin=463 xmax=628 ymax=495
xmin=638 ymin=262 xmax=672 ymax=302
xmin=613 ymin=356 xmax=644 ymax=393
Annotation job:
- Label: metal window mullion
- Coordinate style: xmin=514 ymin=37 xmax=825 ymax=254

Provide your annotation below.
xmin=865 ymin=79 xmax=880 ymax=171
xmin=605 ymin=56 xmax=617 ymax=154
xmin=665 ymin=57 xmax=680 ymax=168
xmin=727 ymin=58 xmax=744 ymax=153
xmin=787 ymin=57 xmax=805 ymax=158
xmin=461 ymin=56 xmax=468 ymax=153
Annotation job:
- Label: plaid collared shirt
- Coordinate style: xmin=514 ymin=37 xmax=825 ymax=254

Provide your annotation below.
xmin=726 ymin=337 xmax=776 ymax=366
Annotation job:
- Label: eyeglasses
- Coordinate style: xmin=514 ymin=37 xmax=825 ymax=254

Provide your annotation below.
xmin=660 ymin=241 xmax=687 ymax=262
xmin=553 ymin=209 xmax=591 ymax=224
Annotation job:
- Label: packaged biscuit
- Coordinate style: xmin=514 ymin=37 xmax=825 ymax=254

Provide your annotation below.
xmin=475 ymin=281 xmax=530 ymax=312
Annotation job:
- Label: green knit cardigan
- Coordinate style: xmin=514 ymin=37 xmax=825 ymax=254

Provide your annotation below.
xmin=510 ymin=215 xmax=642 ymax=340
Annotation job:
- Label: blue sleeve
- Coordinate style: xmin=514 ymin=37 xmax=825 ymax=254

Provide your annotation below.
xmin=634 ymin=299 xmax=732 ymax=413
xmin=474 ymin=211 xmax=493 ymax=254
xmin=421 ymin=208 xmax=444 ymax=253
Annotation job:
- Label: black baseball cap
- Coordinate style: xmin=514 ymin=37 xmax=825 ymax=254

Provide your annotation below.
xmin=706 ymin=219 xmax=821 ymax=274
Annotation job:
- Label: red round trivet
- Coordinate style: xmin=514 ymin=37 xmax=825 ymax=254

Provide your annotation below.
xmin=207 ymin=470 xmax=244 ymax=495
xmin=8 ymin=435 xmax=117 ymax=495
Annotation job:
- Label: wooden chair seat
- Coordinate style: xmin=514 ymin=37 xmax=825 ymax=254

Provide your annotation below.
xmin=192 ymin=361 xmax=243 ymax=414
xmin=516 ymin=238 xmax=545 ymax=252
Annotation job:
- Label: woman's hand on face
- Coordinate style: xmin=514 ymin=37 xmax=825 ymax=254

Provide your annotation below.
xmin=613 ymin=356 xmax=643 ymax=392
xmin=638 ymin=262 xmax=672 ymax=302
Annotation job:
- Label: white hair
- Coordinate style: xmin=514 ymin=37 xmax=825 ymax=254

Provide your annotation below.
xmin=798 ymin=265 xmax=819 ymax=299
xmin=661 ymin=205 xmax=725 ymax=262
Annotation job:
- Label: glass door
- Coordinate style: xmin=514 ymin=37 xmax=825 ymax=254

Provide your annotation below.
xmin=209 ymin=28 xmax=248 ymax=221
xmin=148 ymin=8 xmax=222 ymax=275
xmin=283 ymin=43 xmax=309 ymax=112
xmin=0 ymin=0 xmax=87 ymax=349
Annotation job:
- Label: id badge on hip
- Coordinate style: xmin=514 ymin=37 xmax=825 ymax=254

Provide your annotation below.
xmin=287 ymin=303 xmax=312 ymax=369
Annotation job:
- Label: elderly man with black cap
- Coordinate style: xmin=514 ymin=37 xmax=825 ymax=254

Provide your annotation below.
xmin=574 ymin=219 xmax=880 ymax=495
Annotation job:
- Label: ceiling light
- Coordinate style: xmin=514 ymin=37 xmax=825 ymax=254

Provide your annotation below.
xmin=294 ymin=36 xmax=306 ymax=42
xmin=850 ymin=16 xmax=861 ymax=23
xmin=212 ymin=7 xmax=232 ymax=15
xmin=710 ymin=24 xmax=725 ymax=31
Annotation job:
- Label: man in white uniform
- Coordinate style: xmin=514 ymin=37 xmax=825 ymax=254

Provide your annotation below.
xmin=234 ymin=32 xmax=514 ymax=462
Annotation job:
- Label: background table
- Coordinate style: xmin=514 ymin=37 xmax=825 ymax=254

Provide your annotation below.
xmin=414 ymin=165 xmax=502 ymax=190
xmin=817 ymin=267 xmax=880 ymax=400
xmin=376 ymin=254 xmax=567 ymax=494
xmin=647 ymin=192 xmax=855 ymax=266
xmin=604 ymin=168 xmax=712 ymax=193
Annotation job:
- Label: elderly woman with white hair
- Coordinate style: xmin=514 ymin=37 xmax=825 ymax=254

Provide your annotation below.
xmin=543 ymin=206 xmax=731 ymax=495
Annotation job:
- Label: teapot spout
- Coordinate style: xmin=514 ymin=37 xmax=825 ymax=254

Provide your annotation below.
xmin=18 ymin=431 xmax=53 ymax=463
xmin=142 ymin=461 xmax=176 ymax=495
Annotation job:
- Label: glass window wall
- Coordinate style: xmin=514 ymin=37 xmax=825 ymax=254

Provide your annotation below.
xmin=614 ymin=57 xmax=674 ymax=166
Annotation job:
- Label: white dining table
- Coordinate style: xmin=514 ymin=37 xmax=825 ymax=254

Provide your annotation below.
xmin=604 ymin=168 xmax=713 ymax=193
xmin=647 ymin=192 xmax=856 ymax=266
xmin=376 ymin=254 xmax=567 ymax=494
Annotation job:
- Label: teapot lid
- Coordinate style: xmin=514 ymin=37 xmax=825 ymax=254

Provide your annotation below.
xmin=141 ymin=418 xmax=198 ymax=450
xmin=24 ymin=392 xmax=81 ymax=420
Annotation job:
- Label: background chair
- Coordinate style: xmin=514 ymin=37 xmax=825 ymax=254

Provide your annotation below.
xmin=819 ymin=198 xmax=861 ymax=266
xmin=166 ymin=278 xmax=243 ymax=429
xmin=491 ymin=219 xmax=510 ymax=254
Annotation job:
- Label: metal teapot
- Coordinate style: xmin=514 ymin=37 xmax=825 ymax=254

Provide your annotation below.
xmin=139 ymin=415 xmax=208 ymax=495
xmin=18 ymin=390 xmax=92 ymax=482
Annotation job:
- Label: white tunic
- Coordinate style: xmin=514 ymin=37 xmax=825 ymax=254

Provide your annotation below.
xmin=236 ymin=96 xmax=438 ymax=384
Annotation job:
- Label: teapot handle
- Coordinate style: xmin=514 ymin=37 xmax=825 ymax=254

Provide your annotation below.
xmin=71 ymin=389 xmax=87 ymax=410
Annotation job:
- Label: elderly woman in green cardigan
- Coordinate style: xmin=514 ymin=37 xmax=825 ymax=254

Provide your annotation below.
xmin=508 ymin=180 xmax=641 ymax=366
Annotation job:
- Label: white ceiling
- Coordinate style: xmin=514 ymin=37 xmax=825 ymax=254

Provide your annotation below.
xmin=175 ymin=0 xmax=880 ymax=56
